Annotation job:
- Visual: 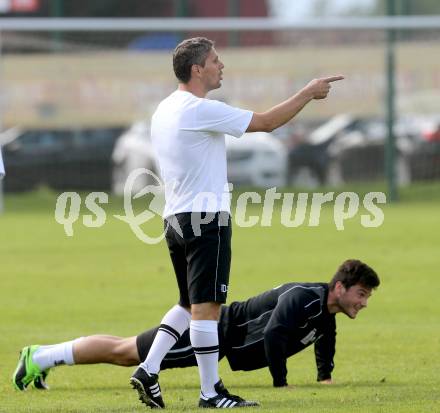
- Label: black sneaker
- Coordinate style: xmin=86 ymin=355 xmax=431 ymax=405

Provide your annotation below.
xmin=130 ymin=367 xmax=165 ymax=409
xmin=199 ymin=379 xmax=259 ymax=408
xmin=33 ymin=369 xmax=50 ymax=390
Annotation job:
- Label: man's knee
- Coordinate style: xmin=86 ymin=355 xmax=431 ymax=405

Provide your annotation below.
xmin=111 ymin=337 xmax=139 ymax=366
xmin=191 ymin=302 xmax=221 ymax=320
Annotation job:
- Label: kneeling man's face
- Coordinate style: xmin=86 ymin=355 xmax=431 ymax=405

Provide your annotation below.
xmin=338 ymin=283 xmax=372 ymax=319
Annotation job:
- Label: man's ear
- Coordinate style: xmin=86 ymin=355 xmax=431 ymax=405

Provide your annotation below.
xmin=191 ymin=64 xmax=201 ymax=78
xmin=335 ymin=281 xmax=345 ymax=297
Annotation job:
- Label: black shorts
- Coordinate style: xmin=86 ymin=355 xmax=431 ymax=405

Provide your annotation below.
xmin=136 ymin=327 xmax=226 ymax=370
xmin=164 ymin=211 xmax=232 ymax=306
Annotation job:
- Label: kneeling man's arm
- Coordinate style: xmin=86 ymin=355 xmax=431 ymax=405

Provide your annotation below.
xmin=263 ymin=296 xmax=306 ymax=387
xmin=314 ymin=321 xmax=336 ymax=382
xmin=264 ymin=327 xmax=290 ymax=387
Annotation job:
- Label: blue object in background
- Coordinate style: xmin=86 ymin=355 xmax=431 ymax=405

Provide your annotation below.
xmin=127 ymin=34 xmax=180 ymax=50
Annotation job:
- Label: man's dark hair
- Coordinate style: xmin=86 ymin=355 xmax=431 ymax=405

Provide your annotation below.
xmin=173 ymin=37 xmax=214 ymax=83
xmin=329 ymin=259 xmax=380 ymax=291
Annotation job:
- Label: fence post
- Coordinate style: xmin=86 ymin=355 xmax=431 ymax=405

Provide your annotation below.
xmin=385 ymin=0 xmax=398 ymax=202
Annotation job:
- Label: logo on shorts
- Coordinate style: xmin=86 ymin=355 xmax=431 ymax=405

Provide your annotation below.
xmin=220 ymin=284 xmax=228 ymax=293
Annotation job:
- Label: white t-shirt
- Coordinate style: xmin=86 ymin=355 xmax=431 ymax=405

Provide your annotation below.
xmin=0 ymin=147 xmax=5 ymax=179
xmin=151 ymin=90 xmax=253 ymax=218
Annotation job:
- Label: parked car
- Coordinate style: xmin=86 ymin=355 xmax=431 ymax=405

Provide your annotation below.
xmin=111 ymin=123 xmax=288 ymax=191
xmin=287 ymin=114 xmax=440 ymax=187
xmin=326 ymin=123 xmax=412 ymax=186
xmin=0 ymin=149 xmax=4 ymax=179
xmin=329 ymin=115 xmax=440 ymax=184
xmin=394 ymin=116 xmax=440 ymax=181
xmin=111 ymin=121 xmax=158 ymax=195
xmin=0 ymin=126 xmax=124 ymax=192
xmin=287 ymin=114 xmax=362 ymax=187
xmin=226 ymin=132 xmax=287 ymax=188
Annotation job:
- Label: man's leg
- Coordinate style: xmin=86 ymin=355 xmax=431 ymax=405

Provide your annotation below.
xmin=190 ymin=302 xmax=221 ymax=398
xmin=138 ymin=305 xmax=192 ymax=374
xmin=130 ymin=215 xmax=192 ymax=409
xmin=188 ymin=212 xmax=259 ymax=408
xmin=73 ymin=335 xmax=139 ymax=366
xmin=186 ymin=213 xmax=229 ymax=402
xmin=13 ymin=338 xmax=78 ymax=391
xmin=130 ymin=305 xmax=191 ymax=408
xmin=12 ymin=335 xmax=139 ymax=391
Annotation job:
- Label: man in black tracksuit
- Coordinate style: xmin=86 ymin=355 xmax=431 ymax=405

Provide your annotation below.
xmin=138 ymin=259 xmax=379 ymax=388
xmin=138 ymin=282 xmax=335 ymax=387
xmin=220 ymin=282 xmax=335 ymax=386
xmin=17 ymin=259 xmax=380 ymax=390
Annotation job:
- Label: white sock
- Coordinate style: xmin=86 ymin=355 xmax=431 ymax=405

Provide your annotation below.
xmin=32 ymin=339 xmax=80 ymax=370
xmin=190 ymin=320 xmax=220 ymax=399
xmin=140 ymin=304 xmax=191 ymax=375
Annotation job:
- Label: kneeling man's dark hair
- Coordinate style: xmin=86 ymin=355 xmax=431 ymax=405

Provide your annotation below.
xmin=329 ymin=259 xmax=380 ymax=291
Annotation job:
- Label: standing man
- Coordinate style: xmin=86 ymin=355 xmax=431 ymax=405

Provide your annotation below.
xmin=130 ymin=37 xmax=344 ymax=409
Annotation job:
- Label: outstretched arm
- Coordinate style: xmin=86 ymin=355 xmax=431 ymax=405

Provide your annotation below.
xmin=263 ymin=295 xmax=305 ymax=387
xmin=247 ymin=76 xmax=344 ymax=133
xmin=314 ymin=317 xmax=336 ymax=382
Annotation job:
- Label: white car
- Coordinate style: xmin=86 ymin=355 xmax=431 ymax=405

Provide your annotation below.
xmin=226 ymin=132 xmax=287 ymax=188
xmin=112 ymin=124 xmax=288 ymax=194
xmin=112 ymin=121 xmax=157 ymax=195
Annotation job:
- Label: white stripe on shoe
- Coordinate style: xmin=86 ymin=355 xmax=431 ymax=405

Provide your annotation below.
xmin=223 ymin=400 xmax=233 ymax=408
xmin=216 ymin=397 xmax=227 ymax=408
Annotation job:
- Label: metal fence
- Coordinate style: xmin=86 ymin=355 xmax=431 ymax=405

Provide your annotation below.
xmin=0 ymin=17 xmax=439 ymax=200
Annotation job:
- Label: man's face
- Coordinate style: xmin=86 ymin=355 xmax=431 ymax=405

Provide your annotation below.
xmin=336 ymin=283 xmax=372 ymax=319
xmin=198 ymin=48 xmax=224 ymax=91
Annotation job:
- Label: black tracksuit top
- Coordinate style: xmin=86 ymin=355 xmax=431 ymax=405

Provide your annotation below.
xmin=219 ymin=282 xmax=336 ymax=386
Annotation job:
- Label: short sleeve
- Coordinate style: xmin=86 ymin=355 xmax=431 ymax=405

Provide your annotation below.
xmin=184 ymin=99 xmax=253 ymax=138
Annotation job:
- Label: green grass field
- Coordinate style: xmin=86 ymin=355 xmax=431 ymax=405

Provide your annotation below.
xmin=1 ymin=186 xmax=439 ymax=412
